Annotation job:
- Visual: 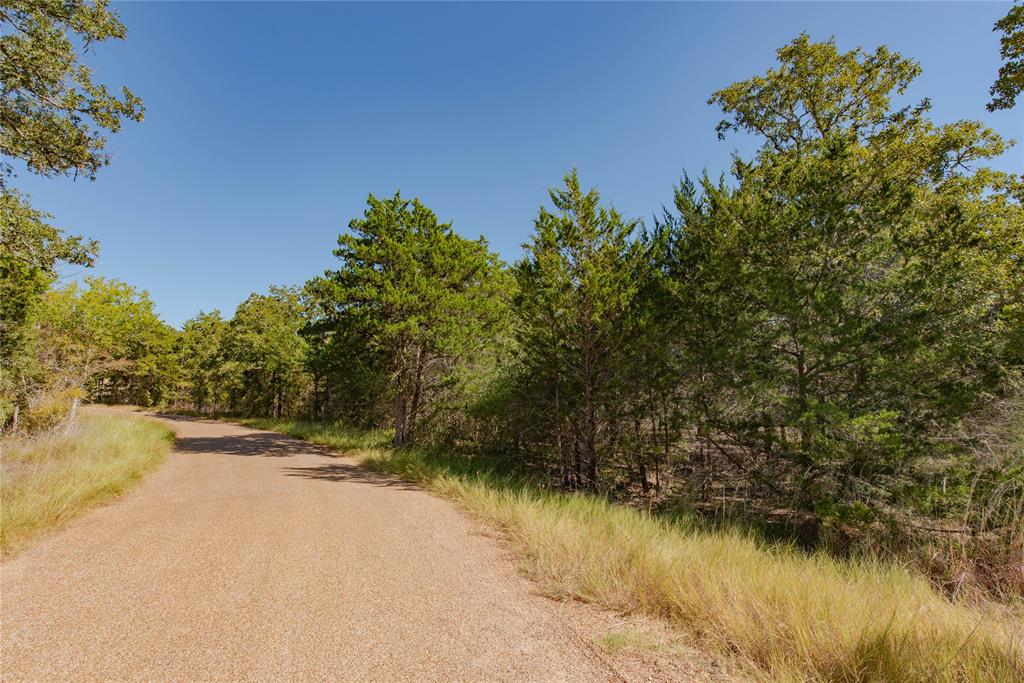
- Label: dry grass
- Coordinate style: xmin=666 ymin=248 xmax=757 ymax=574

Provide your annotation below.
xmin=240 ymin=419 xmax=1024 ymax=681
xmin=0 ymin=412 xmax=174 ymax=557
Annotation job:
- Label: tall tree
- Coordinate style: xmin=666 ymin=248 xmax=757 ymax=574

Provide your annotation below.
xmin=514 ymin=170 xmax=651 ymax=490
xmin=36 ymin=276 xmax=177 ymax=406
xmin=313 ymin=192 xmax=508 ymax=446
xmin=225 ymin=287 xmax=309 ymax=418
xmin=0 ymin=191 xmax=95 ymax=420
xmin=176 ymin=310 xmax=233 ymax=414
xmin=1 ymin=0 xmax=142 ymax=426
xmin=667 ymin=35 xmax=1023 ymax=519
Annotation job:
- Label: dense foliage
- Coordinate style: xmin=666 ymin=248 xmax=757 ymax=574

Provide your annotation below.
xmin=0 ymin=0 xmax=144 ymax=181
xmin=1 ymin=0 xmax=142 ymax=426
xmin=665 ymin=37 xmax=1023 ymax=542
xmin=304 ymin=193 xmax=508 ymax=445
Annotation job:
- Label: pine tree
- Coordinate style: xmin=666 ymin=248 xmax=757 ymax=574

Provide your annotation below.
xmin=514 ymin=170 xmax=651 ymax=490
xmin=314 ymin=192 xmax=508 ymax=445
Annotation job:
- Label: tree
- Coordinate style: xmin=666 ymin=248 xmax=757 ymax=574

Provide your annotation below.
xmin=224 ymin=287 xmax=309 ymax=418
xmin=175 ymin=310 xmax=233 ymax=414
xmin=35 ymin=276 xmax=177 ymax=405
xmin=1 ymin=0 xmax=142 ymax=426
xmin=0 ymin=190 xmax=96 ymax=421
xmin=667 ymin=35 xmax=1023 ymax=521
xmin=0 ymin=0 xmax=144 ymax=182
xmin=989 ymin=2 xmax=1024 ymax=111
xmin=313 ymin=192 xmax=508 ymax=446
xmin=513 ymin=170 xmax=652 ymax=491
xmin=301 ymin=276 xmax=390 ymax=425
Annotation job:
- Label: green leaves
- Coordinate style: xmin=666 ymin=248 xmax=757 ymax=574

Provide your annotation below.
xmin=0 ymin=0 xmax=145 ymax=181
xmin=224 ymin=287 xmax=309 ymax=417
xmin=671 ymin=34 xmax=1023 ymax=519
xmin=710 ymin=34 xmax=922 ymax=151
xmin=1 ymin=0 xmax=142 ymax=425
xmin=35 ymin=277 xmax=177 ymax=405
xmin=989 ymin=2 xmax=1024 ymax=111
xmin=312 ymin=192 xmax=509 ymax=444
xmin=0 ymin=189 xmax=98 ymax=417
xmin=512 ymin=170 xmax=657 ymax=490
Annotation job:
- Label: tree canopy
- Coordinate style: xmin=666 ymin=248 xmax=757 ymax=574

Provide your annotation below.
xmin=1 ymin=0 xmax=142 ymax=425
xmin=307 ymin=192 xmax=508 ymax=445
xmin=0 ymin=0 xmax=144 ymax=182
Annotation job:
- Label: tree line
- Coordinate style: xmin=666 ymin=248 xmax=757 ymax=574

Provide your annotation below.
xmin=2 ymin=2 xmax=1022 ymax=591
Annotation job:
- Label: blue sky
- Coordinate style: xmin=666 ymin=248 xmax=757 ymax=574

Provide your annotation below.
xmin=16 ymin=1 xmax=1022 ymax=327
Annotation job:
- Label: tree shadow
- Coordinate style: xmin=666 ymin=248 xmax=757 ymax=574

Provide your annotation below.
xmin=282 ymin=462 xmax=420 ymax=490
xmin=173 ymin=431 xmax=339 ymax=458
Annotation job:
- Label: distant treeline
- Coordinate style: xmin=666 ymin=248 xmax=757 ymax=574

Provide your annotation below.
xmin=3 ymin=29 xmax=1022 ymax=595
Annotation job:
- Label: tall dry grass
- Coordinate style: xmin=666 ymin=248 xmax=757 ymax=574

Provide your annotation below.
xmin=249 ymin=418 xmax=1023 ymax=681
xmin=0 ymin=412 xmax=174 ymax=556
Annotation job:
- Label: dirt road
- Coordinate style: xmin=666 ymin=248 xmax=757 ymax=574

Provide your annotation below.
xmin=1 ymin=414 xmax=626 ymax=681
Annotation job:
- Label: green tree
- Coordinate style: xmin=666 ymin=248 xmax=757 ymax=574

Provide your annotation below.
xmin=313 ymin=192 xmax=508 ymax=445
xmin=1 ymin=0 xmax=142 ymax=426
xmin=301 ymin=277 xmax=390 ymax=425
xmin=224 ymin=287 xmax=309 ymax=418
xmin=0 ymin=190 xmax=96 ymax=420
xmin=513 ymin=170 xmax=653 ymax=491
xmin=1 ymin=0 xmax=144 ymax=181
xmin=36 ymin=276 xmax=177 ymax=405
xmin=175 ymin=310 xmax=233 ymax=414
xmin=667 ymin=35 xmax=1023 ymax=520
xmin=989 ymin=2 xmax=1024 ymax=111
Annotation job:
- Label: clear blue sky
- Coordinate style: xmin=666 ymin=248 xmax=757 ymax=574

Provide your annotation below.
xmin=17 ymin=1 xmax=1022 ymax=327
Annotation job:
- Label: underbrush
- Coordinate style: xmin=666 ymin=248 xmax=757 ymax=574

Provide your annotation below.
xmin=245 ymin=418 xmax=1024 ymax=681
xmin=0 ymin=412 xmax=174 ymax=556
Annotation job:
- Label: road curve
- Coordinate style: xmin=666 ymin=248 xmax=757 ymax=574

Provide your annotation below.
xmin=1 ymin=412 xmax=619 ymax=682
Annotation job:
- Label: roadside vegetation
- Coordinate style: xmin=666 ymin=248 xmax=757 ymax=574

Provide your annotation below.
xmin=239 ymin=417 xmax=1024 ymax=681
xmin=2 ymin=2 xmax=1022 ymax=679
xmin=187 ymin=34 xmax=1023 ymax=605
xmin=0 ymin=413 xmax=174 ymax=556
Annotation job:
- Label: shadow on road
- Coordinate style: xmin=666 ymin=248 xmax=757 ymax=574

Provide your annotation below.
xmin=158 ymin=413 xmax=422 ymax=490
xmin=172 ymin=430 xmax=339 ymax=459
xmin=282 ymin=462 xmax=420 ymax=490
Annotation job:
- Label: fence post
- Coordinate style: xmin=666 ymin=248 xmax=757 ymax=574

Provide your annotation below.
xmin=64 ymin=398 xmax=80 ymax=434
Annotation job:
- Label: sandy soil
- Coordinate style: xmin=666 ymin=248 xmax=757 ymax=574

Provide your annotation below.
xmin=1 ymin=412 xmax=718 ymax=682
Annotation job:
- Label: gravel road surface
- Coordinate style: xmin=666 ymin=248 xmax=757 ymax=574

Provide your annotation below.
xmin=1 ymin=413 xmax=624 ymax=682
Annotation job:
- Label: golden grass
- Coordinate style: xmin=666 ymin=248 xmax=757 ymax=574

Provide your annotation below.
xmin=0 ymin=413 xmax=174 ymax=557
xmin=240 ymin=419 xmax=1024 ymax=681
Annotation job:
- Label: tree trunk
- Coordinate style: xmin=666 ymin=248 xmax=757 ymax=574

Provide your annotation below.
xmin=555 ymin=366 xmax=567 ymax=488
xmin=572 ymin=437 xmax=582 ymax=490
xmin=391 ymin=338 xmax=408 ymax=447
xmin=407 ymin=345 xmax=425 ymax=443
xmin=584 ymin=364 xmax=598 ymax=492
xmin=394 ymin=389 xmax=407 ymax=447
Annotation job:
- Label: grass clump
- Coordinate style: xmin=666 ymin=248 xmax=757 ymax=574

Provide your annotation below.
xmin=251 ymin=419 xmax=1024 ymax=681
xmin=1 ymin=412 xmax=174 ymax=556
xmin=594 ymin=627 xmax=663 ymax=654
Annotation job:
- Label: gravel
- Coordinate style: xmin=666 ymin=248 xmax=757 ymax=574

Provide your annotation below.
xmin=1 ymin=413 xmax=620 ymax=682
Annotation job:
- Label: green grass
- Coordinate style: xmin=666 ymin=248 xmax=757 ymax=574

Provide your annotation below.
xmin=594 ymin=627 xmax=663 ymax=654
xmin=0 ymin=412 xmax=174 ymax=556
xmin=240 ymin=418 xmax=1024 ymax=681
xmin=237 ymin=417 xmax=392 ymax=453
